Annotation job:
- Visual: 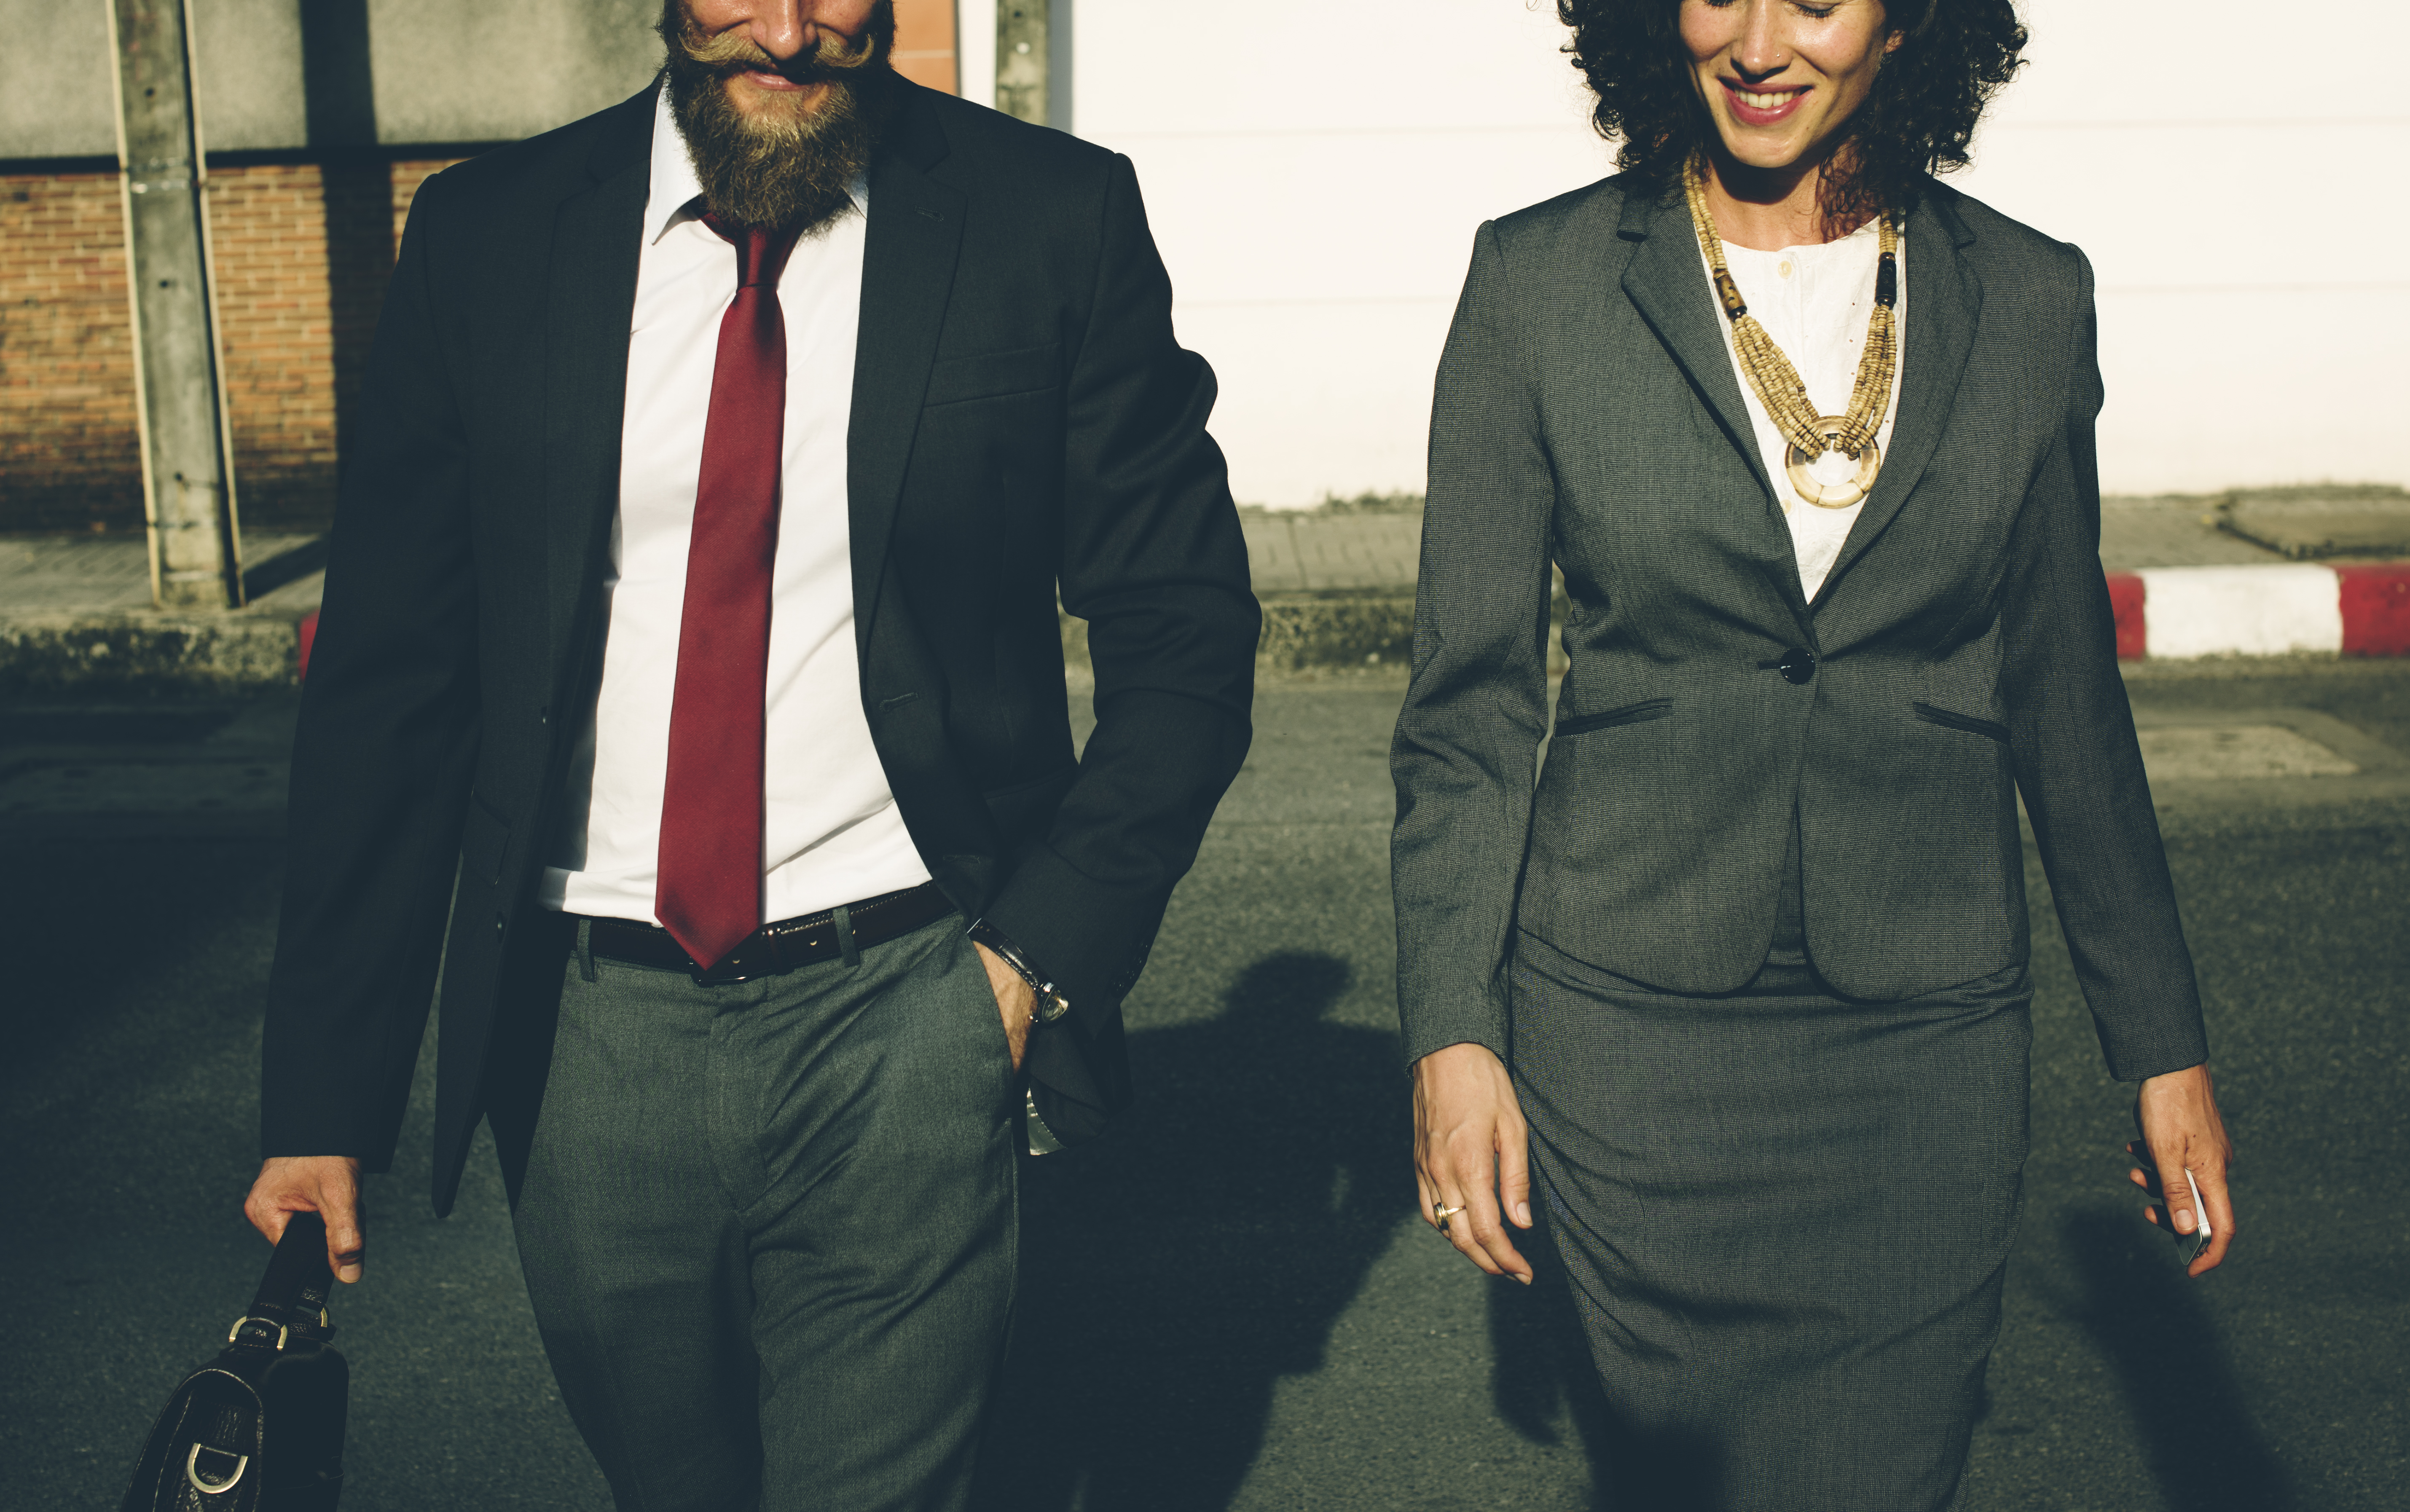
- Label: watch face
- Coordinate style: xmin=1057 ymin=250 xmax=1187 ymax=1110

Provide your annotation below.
xmin=1034 ymin=990 xmax=1071 ymax=1026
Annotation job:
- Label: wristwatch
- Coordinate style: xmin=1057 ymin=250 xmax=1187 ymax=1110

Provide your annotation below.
xmin=966 ymin=919 xmax=1071 ymax=1028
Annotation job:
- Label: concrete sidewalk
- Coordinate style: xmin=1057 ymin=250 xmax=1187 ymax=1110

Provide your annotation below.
xmin=1234 ymin=489 xmax=2410 ymax=672
xmin=6 ymin=488 xmax=2405 ymax=694
xmin=0 ymin=533 xmax=327 ymax=696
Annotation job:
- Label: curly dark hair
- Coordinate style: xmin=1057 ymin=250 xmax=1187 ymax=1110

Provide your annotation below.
xmin=1560 ymin=0 xmax=2026 ymax=227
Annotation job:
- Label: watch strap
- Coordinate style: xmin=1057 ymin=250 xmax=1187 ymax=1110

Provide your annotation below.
xmin=967 ymin=919 xmax=1071 ymax=1026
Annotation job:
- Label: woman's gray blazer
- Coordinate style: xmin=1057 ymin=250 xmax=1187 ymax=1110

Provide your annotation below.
xmin=1390 ymin=174 xmax=2209 ymax=1082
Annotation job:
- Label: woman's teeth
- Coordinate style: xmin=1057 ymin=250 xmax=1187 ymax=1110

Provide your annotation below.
xmin=1736 ymin=89 xmax=1800 ymax=110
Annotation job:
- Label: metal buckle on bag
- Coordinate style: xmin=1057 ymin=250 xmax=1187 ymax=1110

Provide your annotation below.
xmin=186 ymin=1443 xmax=250 ymax=1495
xmin=225 ymin=1314 xmax=289 ymax=1351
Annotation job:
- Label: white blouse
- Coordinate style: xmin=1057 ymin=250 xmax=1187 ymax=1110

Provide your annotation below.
xmin=1700 ymin=215 xmax=1907 ymax=603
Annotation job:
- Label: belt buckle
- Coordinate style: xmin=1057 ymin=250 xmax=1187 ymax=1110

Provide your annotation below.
xmin=690 ymin=956 xmax=752 ymax=987
xmin=688 ymin=927 xmax=784 ymax=986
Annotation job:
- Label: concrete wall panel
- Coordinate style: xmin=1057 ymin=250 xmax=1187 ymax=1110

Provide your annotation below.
xmin=361 ymin=0 xmax=660 ymax=145
xmin=0 ymin=0 xmax=118 ymax=157
xmin=0 ymin=0 xmax=662 ymax=158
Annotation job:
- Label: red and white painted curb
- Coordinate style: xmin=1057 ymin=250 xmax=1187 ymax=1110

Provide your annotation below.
xmin=293 ymin=565 xmax=2410 ymax=681
xmin=2107 ymin=565 xmax=2410 ymax=660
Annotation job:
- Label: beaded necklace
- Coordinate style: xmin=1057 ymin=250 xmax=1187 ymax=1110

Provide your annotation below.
xmin=1683 ymin=151 xmax=1899 ymax=509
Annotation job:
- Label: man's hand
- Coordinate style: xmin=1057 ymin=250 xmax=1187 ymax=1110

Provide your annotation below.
xmin=245 ymin=1156 xmax=365 ymax=1283
xmin=973 ymin=941 xmax=1035 ymax=1073
xmin=2128 ymin=1062 xmax=2237 ymax=1278
xmin=1413 ymin=1042 xmax=1534 ymax=1284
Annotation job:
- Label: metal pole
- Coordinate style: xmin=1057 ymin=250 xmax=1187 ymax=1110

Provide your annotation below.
xmin=996 ymin=0 xmax=1047 ymax=126
xmin=106 ymin=0 xmax=244 ymax=610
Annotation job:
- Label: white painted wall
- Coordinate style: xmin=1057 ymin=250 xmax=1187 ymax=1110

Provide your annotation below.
xmin=1945 ymin=0 xmax=2407 ymax=496
xmin=1044 ymin=0 xmax=2406 ymax=505
xmin=1068 ymin=0 xmax=1606 ymax=506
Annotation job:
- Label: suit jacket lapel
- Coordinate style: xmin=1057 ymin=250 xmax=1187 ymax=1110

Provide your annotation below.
xmin=1617 ymin=188 xmax=1805 ymax=612
xmin=848 ymin=90 xmax=966 ymax=636
xmin=1814 ymin=184 xmax=1983 ymax=602
xmin=543 ymin=88 xmax=652 ymax=675
xmin=840 ymin=88 xmax=1004 ymax=906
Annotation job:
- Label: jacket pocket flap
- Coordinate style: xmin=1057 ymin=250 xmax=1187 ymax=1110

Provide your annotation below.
xmin=1911 ymin=702 xmax=2011 ymax=744
xmin=1553 ymin=699 xmax=1673 ymax=737
xmin=924 ymin=341 xmax=1062 ymax=407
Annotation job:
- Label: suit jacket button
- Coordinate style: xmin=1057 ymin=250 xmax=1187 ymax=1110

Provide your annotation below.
xmin=1779 ymin=648 xmax=1816 ymax=684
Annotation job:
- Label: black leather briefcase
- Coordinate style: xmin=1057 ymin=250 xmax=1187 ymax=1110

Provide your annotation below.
xmin=120 ymin=1212 xmax=348 ymax=1512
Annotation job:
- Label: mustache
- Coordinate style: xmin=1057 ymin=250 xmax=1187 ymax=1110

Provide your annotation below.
xmin=665 ymin=13 xmax=885 ymax=86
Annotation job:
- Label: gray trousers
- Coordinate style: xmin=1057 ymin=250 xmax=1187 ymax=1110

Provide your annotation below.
xmin=499 ymin=914 xmax=1019 ymax=1512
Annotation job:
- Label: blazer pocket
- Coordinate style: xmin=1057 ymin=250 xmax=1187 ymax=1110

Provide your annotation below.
xmin=1554 ymin=699 xmax=1673 ymax=737
xmin=923 ymin=341 xmax=1062 ymax=408
xmin=1911 ymin=702 xmax=2011 ymax=744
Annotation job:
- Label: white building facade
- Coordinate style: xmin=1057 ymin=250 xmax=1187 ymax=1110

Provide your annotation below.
xmin=964 ymin=0 xmax=2408 ymax=507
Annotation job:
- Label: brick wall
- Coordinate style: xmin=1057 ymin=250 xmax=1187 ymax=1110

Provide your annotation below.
xmin=3 ymin=4 xmax=961 ymax=540
xmin=0 ymin=172 xmax=135 ymax=533
xmin=0 ymin=158 xmax=458 ymax=536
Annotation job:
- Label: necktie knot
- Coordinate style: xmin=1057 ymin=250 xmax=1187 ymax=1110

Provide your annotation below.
xmin=702 ymin=212 xmax=805 ymax=290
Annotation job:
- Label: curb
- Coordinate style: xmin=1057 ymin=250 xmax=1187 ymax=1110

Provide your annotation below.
xmin=0 ymin=608 xmax=309 ymax=697
xmin=21 ymin=566 xmax=2409 ymax=699
xmin=2108 ymin=564 xmax=2410 ymax=660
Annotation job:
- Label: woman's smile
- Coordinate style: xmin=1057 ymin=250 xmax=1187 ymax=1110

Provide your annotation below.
xmin=1723 ymin=80 xmax=1809 ymax=125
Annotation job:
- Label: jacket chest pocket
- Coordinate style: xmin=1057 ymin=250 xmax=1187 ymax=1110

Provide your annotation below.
xmin=923 ymin=341 xmax=1062 ymax=409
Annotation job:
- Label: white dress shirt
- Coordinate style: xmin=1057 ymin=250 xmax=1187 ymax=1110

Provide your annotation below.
xmin=541 ymin=89 xmax=931 ymax=925
xmin=1701 ymin=216 xmax=1908 ymax=603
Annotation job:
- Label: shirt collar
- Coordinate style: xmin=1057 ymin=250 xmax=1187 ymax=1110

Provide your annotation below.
xmin=644 ymin=83 xmax=870 ymax=247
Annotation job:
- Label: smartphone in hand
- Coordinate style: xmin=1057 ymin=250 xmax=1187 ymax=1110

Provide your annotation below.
xmin=2168 ymin=1168 xmax=2213 ymax=1265
xmin=2131 ymin=1104 xmax=2213 ymax=1266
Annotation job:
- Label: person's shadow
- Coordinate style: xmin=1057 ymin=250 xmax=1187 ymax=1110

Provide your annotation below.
xmin=972 ymin=951 xmax=1409 ymax=1512
xmin=2049 ymin=1205 xmax=2290 ymax=1509
xmin=1487 ymin=1221 xmax=1726 ymax=1510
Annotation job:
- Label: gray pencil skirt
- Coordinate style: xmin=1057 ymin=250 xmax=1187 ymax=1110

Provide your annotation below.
xmin=1509 ymin=925 xmax=2032 ymax=1512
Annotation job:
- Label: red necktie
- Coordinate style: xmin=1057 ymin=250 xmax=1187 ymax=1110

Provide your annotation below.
xmin=656 ymin=215 xmax=805 ymax=969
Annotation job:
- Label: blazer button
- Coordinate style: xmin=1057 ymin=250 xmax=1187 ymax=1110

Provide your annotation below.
xmin=1778 ymin=648 xmax=1816 ymax=685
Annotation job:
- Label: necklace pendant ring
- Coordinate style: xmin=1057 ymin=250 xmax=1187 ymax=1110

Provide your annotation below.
xmin=1785 ymin=418 xmax=1881 ymax=509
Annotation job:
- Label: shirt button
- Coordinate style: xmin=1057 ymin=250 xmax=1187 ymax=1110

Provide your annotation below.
xmin=1778 ymin=648 xmax=1816 ymax=685
xmin=1778 ymin=260 xmax=1793 ymax=279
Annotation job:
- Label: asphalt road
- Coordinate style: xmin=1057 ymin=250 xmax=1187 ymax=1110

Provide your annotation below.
xmin=2 ymin=661 xmax=2404 ymax=1511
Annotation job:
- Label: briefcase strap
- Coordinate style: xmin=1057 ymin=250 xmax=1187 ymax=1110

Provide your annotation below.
xmin=226 ymin=1211 xmax=336 ymax=1354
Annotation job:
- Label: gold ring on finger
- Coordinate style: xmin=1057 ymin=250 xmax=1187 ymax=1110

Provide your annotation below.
xmin=1433 ymin=1201 xmax=1465 ymax=1234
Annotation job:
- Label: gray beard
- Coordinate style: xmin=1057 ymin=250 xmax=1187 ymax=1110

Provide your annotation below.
xmin=660 ymin=52 xmax=887 ymax=232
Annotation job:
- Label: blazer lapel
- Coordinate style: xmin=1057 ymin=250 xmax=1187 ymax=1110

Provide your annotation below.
xmin=1814 ymin=184 xmax=1983 ymax=602
xmin=1617 ymin=188 xmax=1807 ymax=612
xmin=542 ymin=89 xmax=653 ymax=674
xmin=1618 ymin=189 xmax=1782 ymax=515
xmin=847 ymin=90 xmax=966 ymax=635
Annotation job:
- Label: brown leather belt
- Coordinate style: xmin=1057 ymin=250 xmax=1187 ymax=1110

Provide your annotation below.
xmin=579 ymin=880 xmax=958 ymax=985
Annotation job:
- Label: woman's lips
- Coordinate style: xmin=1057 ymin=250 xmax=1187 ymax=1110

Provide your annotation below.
xmin=1723 ymin=81 xmax=1807 ymax=126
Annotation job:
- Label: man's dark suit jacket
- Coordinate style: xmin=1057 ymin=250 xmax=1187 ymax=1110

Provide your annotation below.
xmin=261 ymin=80 xmax=1260 ymax=1213
xmin=1392 ymin=174 xmax=2209 ymax=1083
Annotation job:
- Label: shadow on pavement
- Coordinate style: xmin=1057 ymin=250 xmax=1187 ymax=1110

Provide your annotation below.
xmin=974 ymin=951 xmax=1410 ymax=1512
xmin=1492 ymin=1240 xmax=1739 ymax=1510
xmin=2057 ymin=1204 xmax=2290 ymax=1510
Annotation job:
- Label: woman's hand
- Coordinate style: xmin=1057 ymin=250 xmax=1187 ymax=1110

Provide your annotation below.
xmin=1413 ymin=1043 xmax=1535 ymax=1284
xmin=2127 ymin=1063 xmax=2237 ymax=1278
